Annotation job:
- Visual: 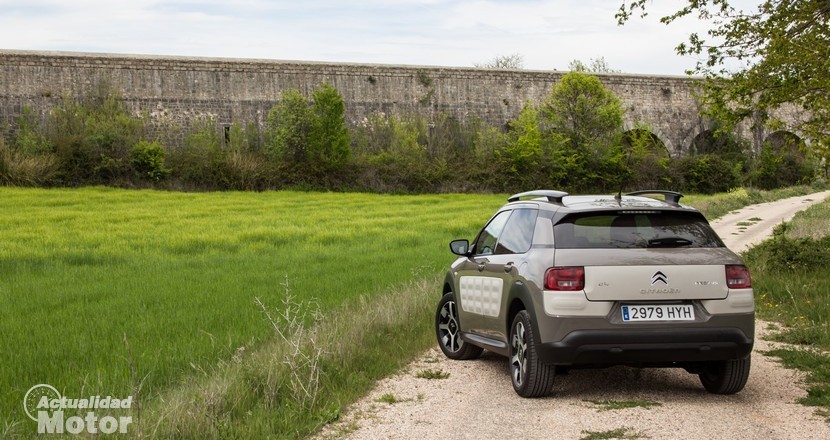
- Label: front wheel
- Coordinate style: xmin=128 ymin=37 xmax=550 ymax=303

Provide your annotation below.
xmin=435 ymin=292 xmax=482 ymax=360
xmin=509 ymin=310 xmax=555 ymax=397
xmin=699 ymin=356 xmax=751 ymax=394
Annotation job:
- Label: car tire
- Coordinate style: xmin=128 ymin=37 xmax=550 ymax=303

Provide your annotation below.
xmin=435 ymin=292 xmax=483 ymax=360
xmin=509 ymin=310 xmax=555 ymax=397
xmin=699 ymin=356 xmax=751 ymax=394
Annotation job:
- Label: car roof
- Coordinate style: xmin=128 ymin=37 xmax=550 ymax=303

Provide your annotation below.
xmin=505 ymin=190 xmax=700 ymax=215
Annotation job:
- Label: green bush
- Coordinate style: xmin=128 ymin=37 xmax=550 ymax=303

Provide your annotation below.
xmin=670 ymin=154 xmax=741 ymax=194
xmin=265 ymin=85 xmax=352 ymax=186
xmin=14 ymin=106 xmax=52 ymax=155
xmin=749 ymin=143 xmax=814 ymax=189
xmin=130 ymin=140 xmax=170 ymax=182
xmin=495 ymin=102 xmax=545 ymax=191
xmin=167 ymin=117 xmax=225 ymax=187
xmin=744 ymin=234 xmax=830 ymax=273
xmin=541 ymin=71 xmax=624 ymax=152
xmin=266 ymin=89 xmax=313 ymax=166
xmin=46 ymin=87 xmax=144 ymax=185
xmin=356 ymin=114 xmax=436 ymax=192
xmin=621 ymin=127 xmax=672 ymax=190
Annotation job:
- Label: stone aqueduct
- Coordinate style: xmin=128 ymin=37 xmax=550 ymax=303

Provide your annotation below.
xmin=0 ymin=50 xmax=805 ymax=155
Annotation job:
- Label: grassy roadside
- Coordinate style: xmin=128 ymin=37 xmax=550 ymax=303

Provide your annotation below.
xmin=743 ymin=196 xmax=830 ymax=420
xmin=144 ymin=276 xmax=439 ymax=438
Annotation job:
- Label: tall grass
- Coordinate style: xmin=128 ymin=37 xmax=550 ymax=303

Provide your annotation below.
xmin=0 ymin=187 xmax=503 ymax=437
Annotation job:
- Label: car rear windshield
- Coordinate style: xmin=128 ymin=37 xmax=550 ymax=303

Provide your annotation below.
xmin=553 ymin=211 xmax=724 ymax=249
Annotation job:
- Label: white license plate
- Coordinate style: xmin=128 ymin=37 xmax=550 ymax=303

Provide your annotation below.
xmin=621 ymin=304 xmax=695 ymax=322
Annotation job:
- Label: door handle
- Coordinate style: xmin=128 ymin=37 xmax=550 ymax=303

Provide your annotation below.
xmin=477 ymin=264 xmax=486 ymax=272
xmin=504 ymin=262 xmax=514 ymax=273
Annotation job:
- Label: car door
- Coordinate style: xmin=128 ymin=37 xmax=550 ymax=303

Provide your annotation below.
xmin=457 ymin=208 xmax=538 ymax=343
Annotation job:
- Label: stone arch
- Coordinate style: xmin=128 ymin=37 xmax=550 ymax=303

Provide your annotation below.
xmin=621 ymin=121 xmax=674 ymax=156
xmin=763 ymin=130 xmax=805 ymax=152
xmin=688 ymin=129 xmax=747 ymax=156
xmin=620 ymin=128 xmax=670 ymax=157
xmin=689 ymin=130 xmax=715 ymax=155
xmin=619 ymin=128 xmax=672 ymax=191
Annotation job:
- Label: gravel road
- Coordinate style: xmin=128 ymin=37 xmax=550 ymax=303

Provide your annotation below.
xmin=319 ymin=191 xmax=830 ymax=440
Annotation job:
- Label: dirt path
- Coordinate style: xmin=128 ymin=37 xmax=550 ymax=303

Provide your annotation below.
xmin=319 ymin=191 xmax=830 ymax=440
xmin=711 ymin=191 xmax=830 ymax=252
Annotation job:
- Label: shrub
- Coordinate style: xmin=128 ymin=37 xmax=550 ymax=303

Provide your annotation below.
xmin=222 ymin=150 xmax=274 ymax=190
xmin=0 ymin=139 xmax=59 ymax=186
xmin=621 ymin=126 xmax=672 ymax=190
xmin=167 ymin=117 xmax=225 ymax=187
xmin=14 ymin=106 xmax=52 ymax=155
xmin=744 ymin=234 xmax=830 ymax=273
xmin=266 ymin=85 xmax=353 ymax=186
xmin=130 ymin=140 xmax=170 ymax=182
xmin=670 ymin=154 xmax=741 ymax=194
xmin=47 ymin=86 xmax=144 ymax=185
xmin=495 ymin=102 xmax=544 ymax=191
xmin=748 ymin=143 xmax=814 ymax=189
xmin=359 ymin=115 xmax=434 ymax=192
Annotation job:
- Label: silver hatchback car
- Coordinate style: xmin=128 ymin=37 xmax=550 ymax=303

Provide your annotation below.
xmin=436 ymin=190 xmax=754 ymax=397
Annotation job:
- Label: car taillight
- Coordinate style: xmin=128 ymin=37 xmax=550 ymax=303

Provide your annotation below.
xmin=545 ymin=267 xmax=585 ymax=291
xmin=726 ymin=265 xmax=752 ymax=289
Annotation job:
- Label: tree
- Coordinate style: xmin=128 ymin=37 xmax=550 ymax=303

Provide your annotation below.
xmin=616 ymin=1 xmax=830 ymax=148
xmin=497 ymin=102 xmax=544 ymax=189
xmin=310 ymin=83 xmax=351 ymax=173
xmin=541 ymin=72 xmax=625 ymax=190
xmin=474 ymin=53 xmax=524 ymax=69
xmin=542 ymin=72 xmax=624 ymax=153
xmin=267 ymin=89 xmax=314 ymax=164
xmin=266 ymin=84 xmax=352 ymax=182
xmin=568 ymin=57 xmax=620 ymax=73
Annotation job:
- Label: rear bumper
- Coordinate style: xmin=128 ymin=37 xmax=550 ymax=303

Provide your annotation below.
xmin=536 ymin=327 xmax=753 ymax=365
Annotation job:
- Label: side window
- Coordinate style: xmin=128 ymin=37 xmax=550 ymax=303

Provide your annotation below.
xmin=495 ymin=209 xmax=538 ymax=255
xmin=474 ymin=210 xmax=511 ymax=256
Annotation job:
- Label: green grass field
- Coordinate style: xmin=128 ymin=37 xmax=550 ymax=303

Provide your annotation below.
xmin=0 ymin=187 xmax=504 ymax=436
xmin=0 ymin=185 xmax=821 ymax=437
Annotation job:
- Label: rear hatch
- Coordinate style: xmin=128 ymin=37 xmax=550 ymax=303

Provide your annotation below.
xmin=553 ymin=210 xmax=741 ymax=301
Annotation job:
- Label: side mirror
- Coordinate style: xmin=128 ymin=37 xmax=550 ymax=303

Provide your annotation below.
xmin=449 ymin=239 xmax=470 ymax=256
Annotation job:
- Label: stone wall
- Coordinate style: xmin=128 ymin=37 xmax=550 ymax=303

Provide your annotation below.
xmin=0 ymin=50 xmax=796 ymax=155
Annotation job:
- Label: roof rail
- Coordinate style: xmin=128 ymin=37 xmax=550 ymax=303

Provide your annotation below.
xmin=508 ymin=190 xmax=569 ymax=205
xmin=626 ymin=190 xmax=684 ymax=205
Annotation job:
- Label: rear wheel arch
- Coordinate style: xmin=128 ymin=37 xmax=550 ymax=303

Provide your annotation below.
xmin=506 ymin=282 xmax=540 ymax=341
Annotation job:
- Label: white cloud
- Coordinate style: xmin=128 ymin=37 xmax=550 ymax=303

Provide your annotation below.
xmin=0 ymin=0 xmax=754 ymax=74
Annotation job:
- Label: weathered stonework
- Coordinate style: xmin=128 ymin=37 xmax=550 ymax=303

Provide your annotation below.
xmin=0 ymin=50 xmax=802 ymax=155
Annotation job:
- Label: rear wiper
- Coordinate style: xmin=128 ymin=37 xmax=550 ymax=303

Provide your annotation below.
xmin=647 ymin=237 xmax=693 ymax=247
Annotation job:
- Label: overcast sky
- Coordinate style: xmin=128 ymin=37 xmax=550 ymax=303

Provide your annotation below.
xmin=0 ymin=0 xmax=757 ymax=75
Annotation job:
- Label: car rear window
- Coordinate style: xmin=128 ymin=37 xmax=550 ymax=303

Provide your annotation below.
xmin=553 ymin=211 xmax=724 ymax=249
